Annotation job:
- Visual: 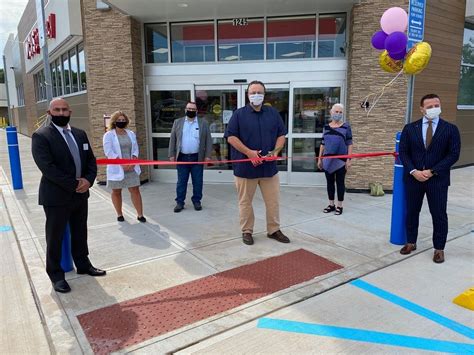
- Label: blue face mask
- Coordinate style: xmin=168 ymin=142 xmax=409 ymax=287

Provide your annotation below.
xmin=332 ymin=113 xmax=343 ymax=121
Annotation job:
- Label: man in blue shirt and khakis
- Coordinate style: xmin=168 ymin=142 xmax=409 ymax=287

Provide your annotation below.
xmin=225 ymin=80 xmax=290 ymax=245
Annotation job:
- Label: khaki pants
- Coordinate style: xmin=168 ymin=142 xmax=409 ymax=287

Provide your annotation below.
xmin=235 ymin=174 xmax=280 ymax=235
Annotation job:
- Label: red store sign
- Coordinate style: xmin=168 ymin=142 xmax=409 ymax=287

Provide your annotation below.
xmin=25 ymin=13 xmax=56 ymax=60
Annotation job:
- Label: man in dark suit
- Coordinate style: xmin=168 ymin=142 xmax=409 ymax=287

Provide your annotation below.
xmin=168 ymin=101 xmax=212 ymax=212
xmin=32 ymin=98 xmax=106 ymax=293
xmin=399 ymin=94 xmax=461 ymax=263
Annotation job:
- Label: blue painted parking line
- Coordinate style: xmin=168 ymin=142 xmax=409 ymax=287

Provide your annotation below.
xmin=0 ymin=226 xmax=13 ymax=232
xmin=351 ymin=279 xmax=474 ymax=340
xmin=257 ymin=318 xmax=474 ymax=353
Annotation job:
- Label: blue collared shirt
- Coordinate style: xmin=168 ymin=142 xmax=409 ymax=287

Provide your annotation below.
xmin=422 ymin=116 xmax=439 ymax=146
xmin=181 ymin=117 xmax=200 ymax=154
xmin=225 ymin=104 xmax=287 ymax=179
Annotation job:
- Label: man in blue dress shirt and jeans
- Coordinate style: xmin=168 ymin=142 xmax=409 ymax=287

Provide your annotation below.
xmin=225 ymin=81 xmax=290 ymax=245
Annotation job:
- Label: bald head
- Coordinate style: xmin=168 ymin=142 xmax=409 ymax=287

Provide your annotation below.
xmin=48 ymin=98 xmax=71 ymax=113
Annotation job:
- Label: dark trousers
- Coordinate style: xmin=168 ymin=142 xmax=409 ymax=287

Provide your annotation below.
xmin=43 ymin=196 xmax=91 ymax=282
xmin=176 ymin=153 xmax=204 ymax=205
xmin=405 ymin=181 xmax=448 ymax=250
xmin=325 ymin=166 xmax=346 ymax=201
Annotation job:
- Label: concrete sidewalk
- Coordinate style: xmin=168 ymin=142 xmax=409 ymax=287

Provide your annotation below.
xmin=0 ymin=128 xmax=472 ymax=354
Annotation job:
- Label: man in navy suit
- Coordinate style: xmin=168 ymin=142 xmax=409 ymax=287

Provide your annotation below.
xmin=399 ymin=94 xmax=461 ymax=263
xmin=32 ymin=98 xmax=106 ymax=293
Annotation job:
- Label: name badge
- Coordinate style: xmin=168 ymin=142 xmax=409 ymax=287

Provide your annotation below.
xmin=83 ymin=143 xmax=89 ymax=150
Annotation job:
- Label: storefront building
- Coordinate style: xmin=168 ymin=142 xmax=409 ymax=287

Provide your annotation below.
xmin=4 ymin=0 xmax=473 ymax=189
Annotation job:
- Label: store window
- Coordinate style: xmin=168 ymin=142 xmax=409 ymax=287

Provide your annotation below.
xmin=17 ymin=83 xmax=25 ymax=106
xmin=218 ymin=18 xmax=264 ymax=61
xmin=150 ymin=90 xmax=190 ymax=133
xmin=78 ymin=44 xmax=87 ymax=91
xmin=171 ymin=22 xmax=215 ymax=62
xmin=267 ymin=16 xmax=316 ymax=60
xmin=318 ymin=14 xmax=346 ymax=58
xmin=293 ymin=87 xmax=341 ymax=133
xmin=145 ymin=23 xmax=169 ymax=63
xmin=69 ymin=47 xmax=79 ymax=93
xmin=34 ymin=69 xmax=47 ymax=102
xmin=62 ymin=53 xmax=71 ymax=95
xmin=458 ymin=22 xmax=474 ymax=107
xmin=55 ymin=58 xmax=63 ymax=96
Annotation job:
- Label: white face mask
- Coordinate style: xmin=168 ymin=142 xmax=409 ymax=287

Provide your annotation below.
xmin=425 ymin=107 xmax=441 ymax=120
xmin=249 ymin=94 xmax=264 ymax=106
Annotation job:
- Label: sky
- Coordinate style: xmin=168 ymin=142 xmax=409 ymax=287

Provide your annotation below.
xmin=0 ymin=0 xmax=29 ymax=58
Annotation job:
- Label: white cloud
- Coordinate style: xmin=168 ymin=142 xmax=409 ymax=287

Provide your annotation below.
xmin=0 ymin=0 xmax=29 ymax=57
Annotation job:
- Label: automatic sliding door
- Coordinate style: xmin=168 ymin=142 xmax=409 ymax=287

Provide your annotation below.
xmin=149 ymin=86 xmax=193 ymax=182
xmin=289 ymin=84 xmax=342 ymax=185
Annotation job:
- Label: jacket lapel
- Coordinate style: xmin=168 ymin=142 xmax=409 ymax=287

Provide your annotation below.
xmin=428 ymin=118 xmax=445 ymax=150
xmin=49 ymin=124 xmax=75 ymax=162
xmin=413 ymin=119 xmax=424 ymax=149
xmin=70 ymin=128 xmax=84 ymax=164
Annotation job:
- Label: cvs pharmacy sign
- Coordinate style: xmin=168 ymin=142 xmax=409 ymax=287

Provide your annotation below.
xmin=25 ymin=13 xmax=56 ymax=59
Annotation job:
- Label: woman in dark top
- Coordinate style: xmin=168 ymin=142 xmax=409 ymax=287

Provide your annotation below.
xmin=317 ymin=104 xmax=353 ymax=215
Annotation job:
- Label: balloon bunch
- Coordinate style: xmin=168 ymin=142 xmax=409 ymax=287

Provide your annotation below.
xmin=371 ymin=7 xmax=432 ymax=75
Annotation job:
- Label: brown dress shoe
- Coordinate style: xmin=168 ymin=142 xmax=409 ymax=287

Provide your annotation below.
xmin=267 ymin=230 xmax=290 ymax=243
xmin=242 ymin=233 xmax=254 ymax=245
xmin=400 ymin=243 xmax=416 ymax=255
xmin=433 ymin=250 xmax=445 ymax=263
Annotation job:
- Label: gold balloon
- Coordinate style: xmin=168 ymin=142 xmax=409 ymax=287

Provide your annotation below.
xmin=379 ymin=50 xmax=403 ymax=73
xmin=403 ymin=42 xmax=432 ymax=75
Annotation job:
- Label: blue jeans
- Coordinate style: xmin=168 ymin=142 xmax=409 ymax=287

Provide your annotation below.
xmin=176 ymin=153 xmax=203 ymax=205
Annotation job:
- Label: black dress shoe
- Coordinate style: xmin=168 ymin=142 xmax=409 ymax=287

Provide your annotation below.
xmin=77 ymin=266 xmax=106 ymax=277
xmin=137 ymin=216 xmax=147 ymax=223
xmin=117 ymin=215 xmax=125 ymax=222
xmin=193 ymin=202 xmax=202 ymax=211
xmin=52 ymin=280 xmax=71 ymax=293
xmin=174 ymin=204 xmax=184 ymax=213
xmin=242 ymin=233 xmax=254 ymax=245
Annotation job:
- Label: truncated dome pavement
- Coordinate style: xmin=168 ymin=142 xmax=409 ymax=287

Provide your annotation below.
xmin=77 ymin=249 xmax=342 ymax=354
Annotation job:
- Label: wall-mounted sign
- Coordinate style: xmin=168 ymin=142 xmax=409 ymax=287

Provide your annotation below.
xmin=232 ymin=18 xmax=248 ymax=26
xmin=25 ymin=13 xmax=56 ymax=60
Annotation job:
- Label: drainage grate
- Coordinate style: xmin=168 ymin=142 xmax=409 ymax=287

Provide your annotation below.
xmin=78 ymin=249 xmax=342 ymax=354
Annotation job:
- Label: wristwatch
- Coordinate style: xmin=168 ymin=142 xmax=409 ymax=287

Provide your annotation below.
xmin=430 ymin=169 xmax=438 ymax=176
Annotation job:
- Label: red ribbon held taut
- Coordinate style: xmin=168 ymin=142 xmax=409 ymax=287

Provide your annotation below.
xmin=96 ymin=151 xmax=397 ymax=166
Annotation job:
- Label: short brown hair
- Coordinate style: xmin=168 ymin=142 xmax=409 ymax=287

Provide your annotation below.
xmin=247 ymin=80 xmax=266 ymax=93
xmin=420 ymin=94 xmax=440 ymax=107
xmin=108 ymin=111 xmax=130 ymax=131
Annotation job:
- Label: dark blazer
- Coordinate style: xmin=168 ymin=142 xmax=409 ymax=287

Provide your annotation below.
xmin=399 ymin=117 xmax=461 ymax=186
xmin=168 ymin=116 xmax=213 ymax=162
xmin=32 ymin=123 xmax=97 ymax=206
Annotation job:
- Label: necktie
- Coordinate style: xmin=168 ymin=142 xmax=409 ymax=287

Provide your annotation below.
xmin=63 ymin=129 xmax=82 ymax=178
xmin=426 ymin=120 xmax=433 ymax=149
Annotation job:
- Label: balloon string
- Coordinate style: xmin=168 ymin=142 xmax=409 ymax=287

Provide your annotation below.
xmin=361 ymin=69 xmax=404 ymax=117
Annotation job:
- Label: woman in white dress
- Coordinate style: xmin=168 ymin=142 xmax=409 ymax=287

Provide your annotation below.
xmin=103 ymin=111 xmax=146 ymax=222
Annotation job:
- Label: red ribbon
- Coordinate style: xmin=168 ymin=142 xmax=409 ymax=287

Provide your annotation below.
xmin=96 ymin=152 xmax=397 ymax=166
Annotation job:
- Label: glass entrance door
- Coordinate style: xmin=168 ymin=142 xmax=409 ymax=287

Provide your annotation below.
xmin=147 ymin=81 xmax=341 ymax=185
xmin=288 ymin=82 xmax=342 ymax=185
xmin=195 ymin=84 xmax=290 ymax=183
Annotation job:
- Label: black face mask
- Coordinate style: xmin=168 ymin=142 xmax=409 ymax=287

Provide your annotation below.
xmin=115 ymin=121 xmax=127 ymax=129
xmin=186 ymin=110 xmax=197 ymax=119
xmin=51 ymin=114 xmax=70 ymax=127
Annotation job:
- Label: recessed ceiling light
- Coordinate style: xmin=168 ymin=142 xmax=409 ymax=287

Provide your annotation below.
xmin=177 ymin=3 xmax=188 ymax=7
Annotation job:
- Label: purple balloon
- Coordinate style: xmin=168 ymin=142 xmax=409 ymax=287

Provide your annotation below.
xmin=371 ymin=30 xmax=388 ymax=50
xmin=388 ymin=49 xmax=406 ymax=60
xmin=385 ymin=31 xmax=408 ymax=54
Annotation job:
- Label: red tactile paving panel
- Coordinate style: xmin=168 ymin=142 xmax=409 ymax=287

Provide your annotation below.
xmin=78 ymin=249 xmax=342 ymax=354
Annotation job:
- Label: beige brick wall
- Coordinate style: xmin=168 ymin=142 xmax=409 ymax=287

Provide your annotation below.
xmin=81 ymin=0 xmax=147 ymax=183
xmin=346 ymin=0 xmax=409 ymax=191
